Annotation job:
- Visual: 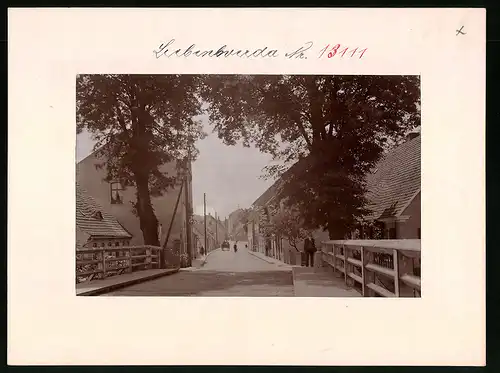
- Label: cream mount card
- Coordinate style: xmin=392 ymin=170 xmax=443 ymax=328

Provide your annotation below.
xmin=8 ymin=8 xmax=485 ymax=366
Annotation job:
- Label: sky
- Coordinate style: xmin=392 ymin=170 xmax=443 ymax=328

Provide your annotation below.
xmin=76 ymin=116 xmax=276 ymax=220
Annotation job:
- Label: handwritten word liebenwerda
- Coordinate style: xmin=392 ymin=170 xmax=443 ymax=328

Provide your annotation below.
xmin=154 ymin=39 xmax=368 ymax=60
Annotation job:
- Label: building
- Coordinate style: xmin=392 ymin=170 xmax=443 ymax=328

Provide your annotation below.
xmin=208 ymin=213 xmax=227 ymax=244
xmin=227 ymin=209 xmax=242 ymax=237
xmin=247 ymin=133 xmax=421 ymax=262
xmin=192 ymin=221 xmax=216 ymax=254
xmin=227 ymin=209 xmax=248 ymax=241
xmin=192 ymin=214 xmax=227 ymax=253
xmin=76 ymin=151 xmax=195 ymax=264
xmin=76 ymin=183 xmax=133 ymax=249
xmin=362 ymin=133 xmax=421 ymax=239
xmin=246 ymin=208 xmax=262 ymax=252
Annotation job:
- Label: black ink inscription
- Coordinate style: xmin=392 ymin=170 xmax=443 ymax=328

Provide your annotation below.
xmin=285 ymin=41 xmax=313 ymax=59
xmin=154 ymin=39 xmax=279 ymax=59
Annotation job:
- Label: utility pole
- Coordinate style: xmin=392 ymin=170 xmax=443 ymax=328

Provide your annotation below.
xmin=184 ymin=175 xmax=192 ymax=266
xmin=204 ymin=193 xmax=208 ymax=254
xmin=215 ymin=211 xmax=218 ymax=248
xmin=185 ymin=128 xmax=193 ymax=263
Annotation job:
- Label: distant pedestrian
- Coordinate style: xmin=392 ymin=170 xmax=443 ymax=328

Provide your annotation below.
xmin=303 ymin=235 xmax=317 ymax=267
xmin=200 ymin=246 xmax=205 ymax=256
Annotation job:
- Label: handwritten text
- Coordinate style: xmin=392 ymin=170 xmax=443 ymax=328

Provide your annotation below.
xmin=318 ymin=44 xmax=368 ymax=59
xmin=153 ymin=40 xmax=368 ymax=60
xmin=154 ymin=39 xmax=279 ymax=59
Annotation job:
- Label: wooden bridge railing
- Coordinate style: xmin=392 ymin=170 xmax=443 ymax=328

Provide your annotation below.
xmin=321 ymin=239 xmax=421 ymax=297
xmin=76 ymin=245 xmax=163 ymax=284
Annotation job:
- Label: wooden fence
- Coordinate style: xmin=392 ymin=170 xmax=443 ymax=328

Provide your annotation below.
xmin=321 ymin=239 xmax=421 ymax=297
xmin=76 ymin=245 xmax=163 ymax=284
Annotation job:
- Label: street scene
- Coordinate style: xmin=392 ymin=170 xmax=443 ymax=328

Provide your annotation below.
xmin=76 ymin=74 xmax=421 ymax=297
xmin=106 ymin=242 xmax=296 ymax=296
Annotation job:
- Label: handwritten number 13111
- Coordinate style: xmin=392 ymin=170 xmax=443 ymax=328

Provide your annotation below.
xmin=318 ymin=44 xmax=367 ymax=59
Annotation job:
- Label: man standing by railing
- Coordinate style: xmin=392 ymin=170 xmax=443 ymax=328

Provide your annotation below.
xmin=304 ymin=234 xmax=317 ymax=267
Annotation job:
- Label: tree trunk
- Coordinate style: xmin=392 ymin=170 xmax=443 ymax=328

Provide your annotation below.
xmin=129 ymin=106 xmax=160 ymax=247
xmin=327 ymin=215 xmax=350 ymax=240
xmin=327 ymin=229 xmax=345 ymax=240
xmin=134 ymin=171 xmax=160 ymax=246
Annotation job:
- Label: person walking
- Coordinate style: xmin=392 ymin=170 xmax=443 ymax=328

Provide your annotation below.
xmin=303 ymin=234 xmax=317 ymax=267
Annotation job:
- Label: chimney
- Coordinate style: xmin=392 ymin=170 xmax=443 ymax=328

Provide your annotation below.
xmin=406 ymin=132 xmax=419 ymax=141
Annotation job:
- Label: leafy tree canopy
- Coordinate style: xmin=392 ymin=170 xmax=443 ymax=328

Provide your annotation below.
xmin=201 ymin=75 xmax=420 ymax=238
xmin=77 ymin=74 xmax=205 ymax=245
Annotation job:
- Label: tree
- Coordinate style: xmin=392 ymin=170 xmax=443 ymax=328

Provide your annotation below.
xmin=260 ymin=204 xmax=307 ymax=252
xmin=202 ymin=75 xmax=420 ymax=239
xmin=77 ymin=74 xmax=205 ymax=245
xmin=238 ymin=208 xmax=252 ymax=233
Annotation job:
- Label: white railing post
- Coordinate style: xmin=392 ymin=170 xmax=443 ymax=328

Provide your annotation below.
xmin=332 ymin=244 xmax=336 ymax=274
xmin=146 ymin=246 xmax=152 ymax=269
xmin=128 ymin=247 xmax=133 ymax=273
xmin=366 ymin=248 xmax=372 ymax=297
xmin=102 ymin=249 xmax=106 ymax=278
xmin=393 ymin=249 xmax=400 ymax=297
xmin=343 ymin=244 xmax=348 ymax=285
xmin=361 ymin=246 xmax=367 ymax=297
xmin=157 ymin=247 xmax=162 ymax=269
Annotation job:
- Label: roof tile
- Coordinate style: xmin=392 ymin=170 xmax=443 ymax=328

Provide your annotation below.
xmin=365 ymin=135 xmax=421 ymax=219
xmin=76 ymin=183 xmax=133 ymax=239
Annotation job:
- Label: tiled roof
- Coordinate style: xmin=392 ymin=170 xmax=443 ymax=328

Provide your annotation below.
xmin=252 ymin=183 xmax=279 ymax=207
xmin=76 ymin=183 xmax=132 ymax=239
xmin=365 ymin=135 xmax=421 ymax=220
xmin=252 ymin=159 xmax=307 ymax=207
xmin=251 ymin=135 xmax=420 ymax=222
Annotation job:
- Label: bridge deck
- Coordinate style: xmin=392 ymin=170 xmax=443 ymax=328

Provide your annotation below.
xmin=76 ymin=268 xmax=178 ymax=296
xmin=292 ymin=267 xmax=361 ymax=297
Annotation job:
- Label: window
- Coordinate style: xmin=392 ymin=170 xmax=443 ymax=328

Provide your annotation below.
xmin=110 ymin=182 xmax=124 ymax=204
xmin=389 ymin=228 xmax=397 ymax=239
xmin=115 ymin=242 xmax=120 ymax=247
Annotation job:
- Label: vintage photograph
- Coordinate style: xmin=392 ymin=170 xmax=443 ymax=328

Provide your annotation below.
xmin=75 ymin=74 xmax=421 ymax=297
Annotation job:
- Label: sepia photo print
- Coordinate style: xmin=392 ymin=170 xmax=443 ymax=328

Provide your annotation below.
xmin=75 ymin=74 xmax=421 ymax=297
